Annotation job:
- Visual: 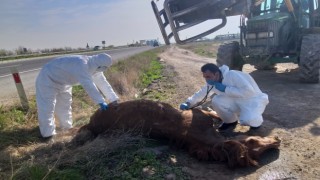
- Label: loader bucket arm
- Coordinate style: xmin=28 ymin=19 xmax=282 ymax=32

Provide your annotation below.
xmin=151 ymin=0 xmax=249 ymax=45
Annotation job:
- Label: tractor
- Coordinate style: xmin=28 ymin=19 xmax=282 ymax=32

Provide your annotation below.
xmin=151 ymin=0 xmax=320 ymax=83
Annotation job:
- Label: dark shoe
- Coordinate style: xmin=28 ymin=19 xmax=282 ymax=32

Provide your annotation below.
xmin=218 ymin=122 xmax=238 ymax=131
xmin=249 ymin=126 xmax=261 ymax=130
xmin=41 ymin=135 xmax=55 ymax=143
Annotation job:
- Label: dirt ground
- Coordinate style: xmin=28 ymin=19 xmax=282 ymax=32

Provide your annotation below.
xmin=158 ymin=45 xmax=320 ymax=179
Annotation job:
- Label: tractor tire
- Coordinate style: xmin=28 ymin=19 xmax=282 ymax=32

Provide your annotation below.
xmin=299 ymin=34 xmax=320 ymax=83
xmin=217 ymin=41 xmax=245 ymax=71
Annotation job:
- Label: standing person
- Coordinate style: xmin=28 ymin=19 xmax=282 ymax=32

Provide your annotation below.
xmin=179 ymin=63 xmax=269 ymax=131
xmin=36 ymin=53 xmax=119 ymax=138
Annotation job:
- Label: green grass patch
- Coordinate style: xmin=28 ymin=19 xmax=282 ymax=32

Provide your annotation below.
xmin=72 ymin=85 xmax=93 ymax=109
xmin=13 ymin=164 xmax=86 ymax=180
xmin=193 ymin=47 xmax=216 ymax=58
xmin=0 ymin=100 xmax=41 ymax=151
xmin=0 ymin=99 xmax=38 ymax=130
xmin=140 ymin=59 xmax=163 ymax=88
xmin=0 ymin=106 xmax=25 ymax=129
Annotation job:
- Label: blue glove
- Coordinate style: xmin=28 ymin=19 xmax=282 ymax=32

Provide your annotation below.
xmin=179 ymin=102 xmax=189 ymax=110
xmin=206 ymin=80 xmax=226 ymax=92
xmin=99 ymin=102 xmax=108 ymax=111
xmin=214 ymin=82 xmax=226 ymax=92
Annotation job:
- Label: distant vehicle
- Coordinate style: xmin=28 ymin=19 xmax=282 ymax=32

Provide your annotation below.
xmin=153 ymin=41 xmax=159 ymax=47
xmin=93 ymin=46 xmax=100 ymax=51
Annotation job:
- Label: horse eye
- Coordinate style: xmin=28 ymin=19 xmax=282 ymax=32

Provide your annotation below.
xmin=247 ymin=139 xmax=256 ymax=145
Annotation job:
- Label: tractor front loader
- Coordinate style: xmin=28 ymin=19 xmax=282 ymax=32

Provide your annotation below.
xmin=152 ymin=0 xmax=320 ymax=83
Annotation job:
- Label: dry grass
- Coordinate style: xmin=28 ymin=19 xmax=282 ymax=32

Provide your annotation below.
xmin=106 ymin=69 xmax=140 ymax=101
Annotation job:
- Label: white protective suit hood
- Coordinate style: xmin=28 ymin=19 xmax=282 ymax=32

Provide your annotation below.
xmin=88 ymin=53 xmax=112 ymax=73
xmin=219 ymin=65 xmax=230 ymax=79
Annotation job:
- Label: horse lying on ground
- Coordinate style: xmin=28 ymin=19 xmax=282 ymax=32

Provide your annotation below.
xmin=79 ymin=99 xmax=280 ymax=168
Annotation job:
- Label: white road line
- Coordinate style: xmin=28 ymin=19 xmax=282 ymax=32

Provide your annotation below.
xmin=0 ymin=68 xmax=41 ymax=78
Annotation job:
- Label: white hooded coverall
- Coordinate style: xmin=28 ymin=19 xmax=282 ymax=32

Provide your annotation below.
xmin=36 ymin=53 xmax=119 ymax=137
xmin=186 ymin=65 xmax=269 ymax=127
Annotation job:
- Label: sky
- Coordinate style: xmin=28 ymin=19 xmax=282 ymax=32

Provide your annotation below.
xmin=0 ymin=0 xmax=240 ymax=51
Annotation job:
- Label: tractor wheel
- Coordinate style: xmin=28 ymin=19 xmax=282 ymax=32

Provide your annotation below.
xmin=299 ymin=34 xmax=320 ymax=83
xmin=217 ymin=41 xmax=245 ymax=71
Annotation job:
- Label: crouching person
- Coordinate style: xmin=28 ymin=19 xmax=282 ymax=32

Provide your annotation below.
xmin=179 ymin=63 xmax=269 ymax=131
xmin=35 ymin=53 xmax=119 ymax=139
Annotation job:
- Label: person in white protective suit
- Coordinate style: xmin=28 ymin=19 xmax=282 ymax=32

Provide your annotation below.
xmin=36 ymin=53 xmax=119 ymax=138
xmin=179 ymin=63 xmax=269 ymax=131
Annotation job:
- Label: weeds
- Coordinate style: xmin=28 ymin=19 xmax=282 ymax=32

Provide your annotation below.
xmin=0 ymin=99 xmax=40 ymax=151
xmin=0 ymin=106 xmax=26 ymax=130
xmin=105 ymin=48 xmax=166 ymax=101
xmin=178 ymin=41 xmax=221 ymax=58
xmin=140 ymin=59 xmax=163 ymax=87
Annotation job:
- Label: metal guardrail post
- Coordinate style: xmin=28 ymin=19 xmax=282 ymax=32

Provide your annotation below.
xmin=10 ymin=66 xmax=29 ymax=110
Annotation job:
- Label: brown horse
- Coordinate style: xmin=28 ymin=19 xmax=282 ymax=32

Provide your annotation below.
xmin=79 ymin=99 xmax=280 ymax=168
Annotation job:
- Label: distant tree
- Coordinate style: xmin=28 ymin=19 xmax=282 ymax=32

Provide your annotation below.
xmin=27 ymin=48 xmax=33 ymax=53
xmin=64 ymin=47 xmax=72 ymax=51
xmin=52 ymin=48 xmax=64 ymax=52
xmin=15 ymin=46 xmax=27 ymax=55
xmin=41 ymin=48 xmax=50 ymax=53
xmin=0 ymin=49 xmax=8 ymax=56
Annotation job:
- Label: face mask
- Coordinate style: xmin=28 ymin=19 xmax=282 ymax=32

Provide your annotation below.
xmin=206 ymin=79 xmax=216 ymax=86
xmin=97 ymin=66 xmax=107 ymax=72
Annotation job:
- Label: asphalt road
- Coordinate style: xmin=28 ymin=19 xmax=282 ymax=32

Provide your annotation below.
xmin=0 ymin=46 xmax=154 ymax=105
